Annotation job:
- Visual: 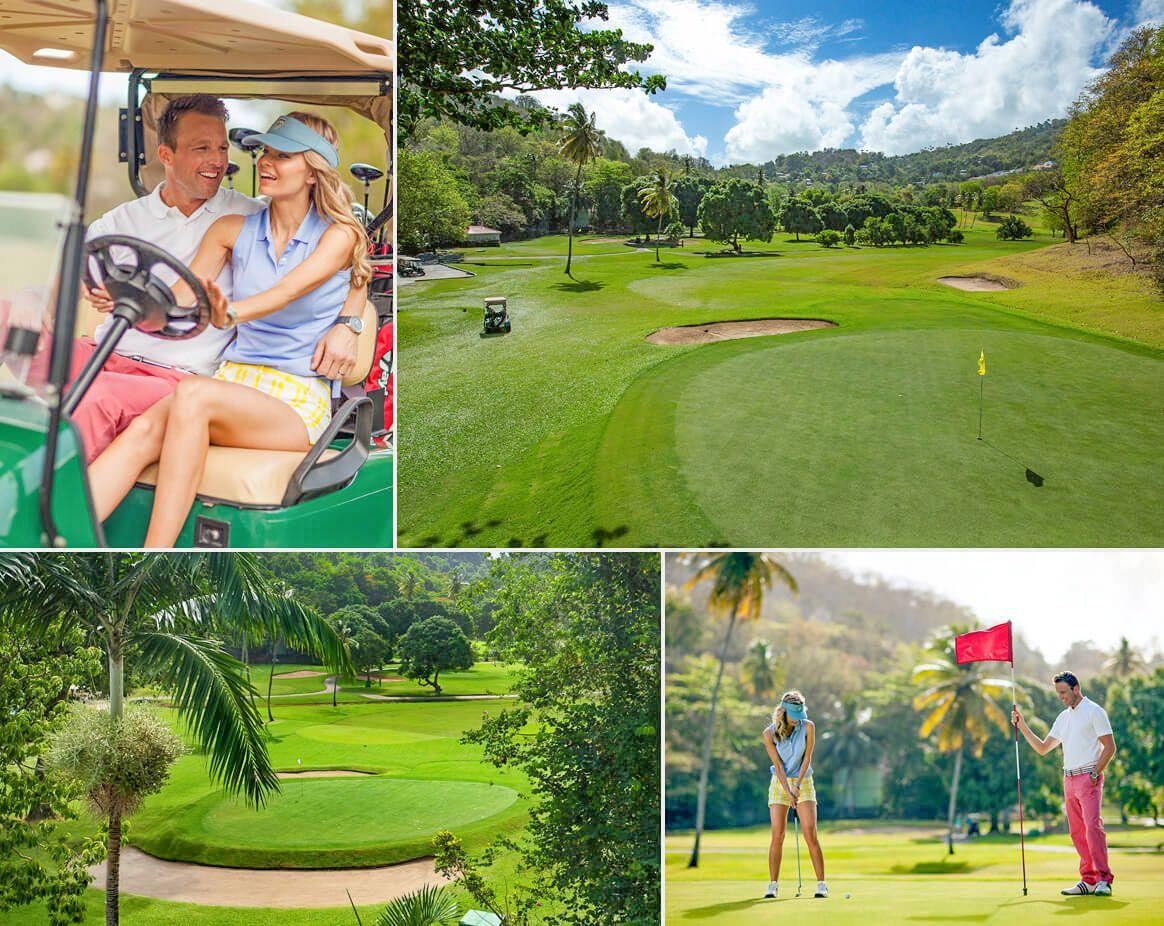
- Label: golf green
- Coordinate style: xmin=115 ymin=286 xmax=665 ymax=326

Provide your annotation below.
xmin=667 ymin=824 xmax=1164 ymax=924
xmin=399 ymin=227 xmax=1164 ymax=547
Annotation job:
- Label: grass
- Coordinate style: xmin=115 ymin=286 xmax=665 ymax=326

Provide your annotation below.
xmin=398 ymin=225 xmax=1163 ymax=547
xmin=666 ymin=822 xmax=1164 ymax=923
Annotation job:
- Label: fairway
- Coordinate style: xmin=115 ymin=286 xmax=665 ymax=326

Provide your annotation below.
xmin=667 ymin=824 xmax=1164 ymax=924
xmin=398 ymin=229 xmax=1164 ymax=547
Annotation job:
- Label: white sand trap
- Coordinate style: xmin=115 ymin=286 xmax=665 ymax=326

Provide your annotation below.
xmin=647 ymin=318 xmax=836 ymax=345
xmin=276 ymin=670 xmax=326 ymax=679
xmin=938 ymin=276 xmax=1016 ymax=291
xmin=276 ymin=769 xmax=374 ymax=779
xmin=90 ymin=847 xmax=448 ymax=908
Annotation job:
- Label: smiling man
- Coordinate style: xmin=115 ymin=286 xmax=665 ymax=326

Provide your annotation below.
xmin=1012 ymin=671 xmax=1118 ymax=898
xmin=73 ymin=94 xmax=361 ymax=461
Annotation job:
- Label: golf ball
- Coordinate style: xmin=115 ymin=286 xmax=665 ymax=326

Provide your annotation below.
xmin=844 ymin=893 xmax=852 ymax=899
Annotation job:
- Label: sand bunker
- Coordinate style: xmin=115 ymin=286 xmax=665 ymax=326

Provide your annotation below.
xmin=938 ymin=276 xmax=1016 ymax=291
xmin=276 ymin=670 xmax=326 ymax=679
xmin=276 ymin=769 xmax=374 ymax=779
xmin=647 ymin=318 xmax=836 ymax=345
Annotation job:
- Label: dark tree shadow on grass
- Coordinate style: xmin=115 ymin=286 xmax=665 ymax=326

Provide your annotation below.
xmin=591 ymin=525 xmax=630 ymax=546
xmin=650 ymin=262 xmax=689 ymax=271
xmin=552 ymin=278 xmax=607 ymax=293
xmin=463 ymin=260 xmax=536 ymax=268
xmin=684 ymin=898 xmax=773 ymax=918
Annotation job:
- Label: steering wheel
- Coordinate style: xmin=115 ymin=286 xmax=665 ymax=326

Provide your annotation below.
xmin=84 ymin=235 xmax=211 ymax=339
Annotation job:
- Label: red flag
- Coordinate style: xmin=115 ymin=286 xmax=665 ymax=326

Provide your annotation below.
xmin=955 ymin=621 xmax=1013 ymax=664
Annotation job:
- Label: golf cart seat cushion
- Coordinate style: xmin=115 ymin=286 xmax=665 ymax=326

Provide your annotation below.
xmin=136 ymin=445 xmax=338 ymax=507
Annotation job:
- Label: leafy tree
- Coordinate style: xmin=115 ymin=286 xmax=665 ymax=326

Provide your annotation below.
xmin=948 ymin=229 xmax=965 ymax=243
xmin=980 ymin=186 xmax=1000 ymax=215
xmin=674 ymin=175 xmax=710 ymax=237
xmin=818 ymin=200 xmax=850 ymax=231
xmin=818 ymin=229 xmax=842 ymax=248
xmin=843 ymin=223 xmax=856 ymax=247
xmin=997 ymin=182 xmax=1025 ymax=214
xmin=397 ymin=616 xmax=473 ymax=694
xmin=1106 ymin=669 xmax=1164 ymax=823
xmin=464 ymin=554 xmax=660 ymax=924
xmin=398 ymin=148 xmax=472 ymax=252
xmin=473 ymin=192 xmax=526 ymax=239
xmin=621 ymin=177 xmax=654 ymax=238
xmin=638 ymin=167 xmax=679 ymax=262
xmin=1023 ymin=169 xmax=1080 ymax=242
xmin=559 ymin=103 xmax=604 ymax=275
xmin=698 ymin=178 xmax=776 ymax=252
xmin=583 ymin=158 xmax=634 ymax=230
xmin=996 ymin=215 xmax=1034 ymax=240
xmin=1104 ymin=637 xmax=1148 ymax=679
xmin=398 ymin=0 xmax=665 ymax=135
xmin=912 ymin=628 xmax=1014 ymax=854
xmin=818 ymin=696 xmax=873 ymax=816
xmin=0 ymin=553 xmax=350 ymax=926
xmin=0 ymin=608 xmax=104 ymax=925
xmin=684 ymin=553 xmax=797 ymax=867
xmin=777 ymin=197 xmax=822 ymax=241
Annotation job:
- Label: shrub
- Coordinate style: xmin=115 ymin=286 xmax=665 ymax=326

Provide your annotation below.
xmin=843 ymin=223 xmax=856 ymax=246
xmin=948 ymin=229 xmax=965 ymax=244
xmin=996 ymin=215 xmax=1034 ymax=240
xmin=818 ymin=229 xmax=842 ymax=248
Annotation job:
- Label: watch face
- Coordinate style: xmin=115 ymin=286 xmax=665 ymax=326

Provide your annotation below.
xmin=346 ymin=316 xmax=364 ymax=334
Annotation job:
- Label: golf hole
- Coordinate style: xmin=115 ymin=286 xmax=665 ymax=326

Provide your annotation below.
xmin=646 ymin=318 xmax=837 ymax=345
xmin=938 ymin=275 xmax=1018 ymax=291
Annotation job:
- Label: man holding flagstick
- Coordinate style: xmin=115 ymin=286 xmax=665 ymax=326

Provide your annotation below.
xmin=1013 ymin=672 xmax=1117 ymax=897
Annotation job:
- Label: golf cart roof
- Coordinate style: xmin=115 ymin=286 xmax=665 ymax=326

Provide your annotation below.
xmin=0 ymin=0 xmax=394 ymax=75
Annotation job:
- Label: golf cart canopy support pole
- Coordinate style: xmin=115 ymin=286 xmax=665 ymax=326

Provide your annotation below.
xmin=41 ymin=0 xmax=108 ymax=546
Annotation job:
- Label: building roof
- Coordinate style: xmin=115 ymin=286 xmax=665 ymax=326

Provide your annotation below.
xmin=466 ymin=225 xmax=501 ymax=235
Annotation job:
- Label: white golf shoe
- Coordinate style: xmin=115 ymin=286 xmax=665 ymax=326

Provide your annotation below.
xmin=763 ymin=881 xmax=778 ymax=898
xmin=1094 ymin=881 xmax=1112 ymax=896
xmin=1061 ymin=880 xmax=1093 ymax=895
xmin=814 ymin=881 xmax=829 ymax=898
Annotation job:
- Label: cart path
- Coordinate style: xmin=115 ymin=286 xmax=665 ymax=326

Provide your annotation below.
xmin=89 ymin=847 xmax=449 ymax=908
xmin=269 ymin=675 xmax=339 ymax=698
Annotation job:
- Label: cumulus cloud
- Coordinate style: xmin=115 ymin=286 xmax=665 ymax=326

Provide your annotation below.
xmin=532 ymin=87 xmax=708 ymax=157
xmin=858 ymin=0 xmax=1114 ymax=154
xmin=1134 ymin=0 xmax=1164 ymax=26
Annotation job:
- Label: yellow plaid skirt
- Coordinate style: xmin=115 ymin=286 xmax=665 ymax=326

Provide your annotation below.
xmin=213 ymin=361 xmax=331 ymax=443
xmin=768 ymin=773 xmax=817 ymax=806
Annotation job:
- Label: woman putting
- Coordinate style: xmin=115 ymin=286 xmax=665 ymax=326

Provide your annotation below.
xmin=762 ymin=690 xmax=828 ymax=899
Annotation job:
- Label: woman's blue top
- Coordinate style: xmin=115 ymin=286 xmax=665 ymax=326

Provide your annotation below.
xmin=224 ymin=205 xmax=350 ymax=377
xmin=768 ymin=720 xmax=812 ymax=778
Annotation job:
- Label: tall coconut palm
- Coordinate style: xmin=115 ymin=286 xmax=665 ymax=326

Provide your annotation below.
xmin=0 ymin=552 xmax=352 ymax=926
xmin=1104 ymin=637 xmax=1146 ymax=679
xmin=819 ymin=695 xmax=872 ymax=816
xmin=740 ymin=639 xmax=777 ymax=700
xmin=403 ymin=571 xmax=420 ymax=600
xmin=684 ymin=552 xmax=797 ymax=867
xmin=638 ymin=167 xmax=678 ymax=262
xmin=912 ymin=627 xmax=1013 ymax=855
xmin=559 ymin=102 xmax=603 ymax=276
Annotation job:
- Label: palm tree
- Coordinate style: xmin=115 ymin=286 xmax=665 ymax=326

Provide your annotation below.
xmin=448 ymin=567 xmax=465 ymax=602
xmin=403 ymin=571 xmax=420 ymax=600
xmin=638 ymin=167 xmax=678 ymax=262
xmin=0 ymin=553 xmax=351 ymax=926
xmin=558 ymin=102 xmax=603 ymax=276
xmin=684 ymin=552 xmax=797 ymax=867
xmin=1104 ymin=637 xmax=1146 ymax=679
xmin=819 ymin=696 xmax=872 ymax=816
xmin=912 ymin=627 xmax=1013 ymax=855
xmin=333 ymin=619 xmax=358 ymax=707
xmin=366 ymin=884 xmax=460 ymax=926
xmin=739 ymin=639 xmax=777 ymax=700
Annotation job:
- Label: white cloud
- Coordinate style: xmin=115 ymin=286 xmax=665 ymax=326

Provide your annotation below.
xmin=859 ymin=0 xmax=1114 ymax=155
xmin=1134 ymin=0 xmax=1164 ymax=26
xmin=532 ymin=87 xmax=708 ymax=157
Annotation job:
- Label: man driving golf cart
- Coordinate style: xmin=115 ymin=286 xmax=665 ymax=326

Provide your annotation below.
xmin=0 ymin=0 xmax=394 ymax=548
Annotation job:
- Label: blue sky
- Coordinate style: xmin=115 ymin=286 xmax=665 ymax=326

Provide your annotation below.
xmin=1 ymin=0 xmax=1159 ymax=164
xmin=532 ymin=0 xmax=1163 ymax=164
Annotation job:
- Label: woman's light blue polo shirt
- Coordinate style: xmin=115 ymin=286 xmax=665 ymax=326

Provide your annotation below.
xmin=224 ymin=205 xmax=350 ymax=377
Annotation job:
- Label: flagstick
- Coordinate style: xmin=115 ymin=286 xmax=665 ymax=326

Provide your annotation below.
xmin=1011 ymin=660 xmax=1029 ymax=896
xmin=977 ymin=354 xmax=984 ymax=441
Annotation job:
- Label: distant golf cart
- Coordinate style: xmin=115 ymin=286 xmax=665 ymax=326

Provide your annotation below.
xmin=0 ymin=0 xmax=394 ymax=547
xmin=483 ymin=296 xmax=511 ymax=335
xmin=398 ymin=257 xmax=425 ymax=278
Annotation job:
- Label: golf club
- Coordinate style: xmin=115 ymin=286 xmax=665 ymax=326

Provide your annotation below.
xmin=228 ymin=127 xmax=259 ymax=196
xmin=349 ymin=163 xmax=384 ymax=235
xmin=225 ymin=161 xmax=239 ymax=190
xmin=793 ymin=807 xmax=802 ymax=897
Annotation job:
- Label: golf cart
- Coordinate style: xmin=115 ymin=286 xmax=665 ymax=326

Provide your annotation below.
xmin=483 ymin=296 xmax=511 ymax=334
xmin=0 ymin=0 xmax=394 ymax=548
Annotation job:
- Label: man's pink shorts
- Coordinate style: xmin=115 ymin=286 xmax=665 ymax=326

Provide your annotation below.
xmin=67 ymin=338 xmax=188 ymax=462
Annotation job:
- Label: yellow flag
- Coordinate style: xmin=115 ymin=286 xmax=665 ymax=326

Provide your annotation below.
xmin=977 ymin=350 xmax=986 ymax=376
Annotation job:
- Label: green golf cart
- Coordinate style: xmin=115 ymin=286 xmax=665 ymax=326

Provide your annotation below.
xmin=0 ymin=0 xmax=394 ymax=548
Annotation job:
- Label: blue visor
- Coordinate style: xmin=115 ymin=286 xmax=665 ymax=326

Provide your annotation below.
xmin=782 ymin=700 xmax=807 ymax=720
xmin=241 ymin=115 xmax=339 ymax=169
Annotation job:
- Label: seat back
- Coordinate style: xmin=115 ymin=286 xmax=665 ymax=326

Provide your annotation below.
xmin=342 ymin=299 xmax=378 ymax=387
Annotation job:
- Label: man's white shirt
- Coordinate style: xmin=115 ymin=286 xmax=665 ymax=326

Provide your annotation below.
xmin=1049 ymin=696 xmax=1113 ymax=770
xmin=86 ymin=184 xmax=264 ymax=375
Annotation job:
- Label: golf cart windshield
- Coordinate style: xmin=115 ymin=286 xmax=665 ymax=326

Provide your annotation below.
xmin=0 ymin=192 xmax=72 ymax=394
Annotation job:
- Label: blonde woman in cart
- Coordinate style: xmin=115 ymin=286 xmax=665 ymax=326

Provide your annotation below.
xmin=762 ymin=690 xmax=828 ymax=900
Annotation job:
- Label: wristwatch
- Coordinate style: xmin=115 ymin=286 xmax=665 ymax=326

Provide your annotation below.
xmin=334 ymin=314 xmax=364 ymax=334
xmin=224 ymin=305 xmax=238 ymax=328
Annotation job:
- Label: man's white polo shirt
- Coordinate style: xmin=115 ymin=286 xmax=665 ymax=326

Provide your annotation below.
xmin=1049 ymin=696 xmax=1113 ymax=771
xmin=86 ymin=183 xmax=264 ymax=375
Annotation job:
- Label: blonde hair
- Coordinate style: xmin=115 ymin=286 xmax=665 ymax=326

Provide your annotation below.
xmin=771 ymin=690 xmax=806 ymax=741
xmin=286 ymin=111 xmax=372 ymax=289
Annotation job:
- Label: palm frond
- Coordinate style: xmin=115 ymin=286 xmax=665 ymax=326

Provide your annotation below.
xmin=138 ymin=631 xmax=278 ymax=807
xmin=373 ymin=884 xmax=460 ymax=926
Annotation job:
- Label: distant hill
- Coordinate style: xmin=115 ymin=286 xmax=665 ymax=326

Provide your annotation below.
xmin=739 ymin=120 xmax=1066 ymax=186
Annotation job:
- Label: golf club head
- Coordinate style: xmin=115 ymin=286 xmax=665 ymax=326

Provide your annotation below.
xmin=229 ymin=128 xmax=259 ymax=155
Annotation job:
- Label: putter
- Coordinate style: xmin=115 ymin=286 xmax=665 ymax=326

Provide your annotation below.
xmin=792 ymin=807 xmax=802 ymax=897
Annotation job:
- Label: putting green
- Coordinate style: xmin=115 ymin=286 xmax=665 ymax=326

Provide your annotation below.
xmin=601 ymin=327 xmax=1164 ymax=546
xmin=399 ymin=226 xmax=1164 ymax=547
